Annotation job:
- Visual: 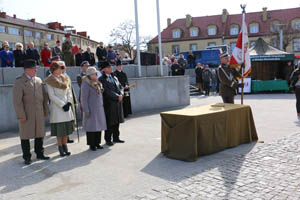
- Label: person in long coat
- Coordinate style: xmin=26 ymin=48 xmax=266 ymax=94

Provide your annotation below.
xmin=52 ymin=40 xmax=62 ymax=58
xmin=13 ymin=43 xmax=26 ymax=67
xmin=81 ymin=67 xmax=107 ymax=150
xmin=290 ymin=61 xmax=300 ymax=120
xmin=12 ymin=59 xmax=50 ymax=165
xmin=114 ymin=60 xmax=132 ymax=118
xmin=83 ymin=47 xmax=96 ymax=66
xmin=171 ymin=59 xmax=182 ymax=76
xmin=99 ymin=61 xmax=125 ymax=146
xmin=75 ymin=48 xmax=84 ymax=66
xmin=195 ymin=63 xmax=204 ymax=93
xmin=25 ymin=42 xmax=40 ymax=65
xmin=60 ymin=61 xmax=78 ymax=143
xmin=45 ymin=62 xmax=74 ymax=157
xmin=41 ymin=43 xmax=51 ymax=67
xmin=62 ymin=35 xmax=75 ymax=66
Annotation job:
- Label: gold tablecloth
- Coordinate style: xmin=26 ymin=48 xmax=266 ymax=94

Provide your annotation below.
xmin=160 ymin=103 xmax=258 ymax=162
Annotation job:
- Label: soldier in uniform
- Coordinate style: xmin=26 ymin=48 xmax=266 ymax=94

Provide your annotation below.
xmin=217 ymin=53 xmax=244 ymax=104
xmin=13 ymin=59 xmax=50 ymax=165
xmin=62 ymin=34 xmax=75 ymax=66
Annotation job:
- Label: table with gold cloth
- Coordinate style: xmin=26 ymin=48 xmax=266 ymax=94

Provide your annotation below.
xmin=160 ymin=103 xmax=258 ymax=162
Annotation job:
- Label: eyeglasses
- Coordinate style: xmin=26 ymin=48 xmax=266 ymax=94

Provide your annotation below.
xmin=60 ymin=66 xmax=65 ymax=70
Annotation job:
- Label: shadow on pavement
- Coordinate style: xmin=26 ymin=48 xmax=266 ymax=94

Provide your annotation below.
xmin=0 ymin=133 xmax=110 ymax=194
xmin=141 ymin=142 xmax=256 ymax=197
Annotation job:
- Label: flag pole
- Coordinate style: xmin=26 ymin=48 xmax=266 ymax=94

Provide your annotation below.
xmin=240 ymin=4 xmax=246 ymax=105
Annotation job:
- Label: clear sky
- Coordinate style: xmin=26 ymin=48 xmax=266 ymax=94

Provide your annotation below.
xmin=1 ymin=0 xmax=299 ymax=44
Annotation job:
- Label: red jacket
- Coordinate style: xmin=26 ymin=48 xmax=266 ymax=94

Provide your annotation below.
xmin=41 ymin=48 xmax=51 ymax=67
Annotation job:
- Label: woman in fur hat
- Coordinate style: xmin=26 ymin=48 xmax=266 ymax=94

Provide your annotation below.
xmin=45 ymin=62 xmax=74 ymax=156
xmin=81 ymin=67 xmax=107 ymax=151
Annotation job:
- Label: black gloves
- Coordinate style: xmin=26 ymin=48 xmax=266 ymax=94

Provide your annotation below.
xmin=238 ymin=83 xmax=245 ymax=88
xmin=62 ymin=102 xmax=72 ymax=112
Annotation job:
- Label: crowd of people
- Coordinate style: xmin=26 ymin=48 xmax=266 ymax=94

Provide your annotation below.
xmin=163 ymin=51 xmax=219 ymax=96
xmin=12 ymin=50 xmax=133 ymax=165
xmin=0 ymin=34 xmax=131 ymax=68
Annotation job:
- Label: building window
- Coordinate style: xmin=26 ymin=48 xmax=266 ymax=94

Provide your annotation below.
xmin=208 ymin=25 xmax=217 ymax=36
xmin=190 ymin=44 xmax=198 ymax=51
xmin=35 ymin=32 xmax=41 ymax=39
xmin=8 ymin=27 xmax=19 ymax=35
xmin=292 ymin=19 xmax=300 ymax=30
xmin=293 ymin=38 xmax=300 ymax=51
xmin=190 ymin=28 xmax=198 ymax=37
xmin=270 ymin=20 xmax=280 ymax=32
xmin=249 ymin=23 xmax=259 ymax=33
xmin=62 ymin=36 xmax=66 ymax=41
xmin=172 ymin=45 xmax=180 ymax=54
xmin=230 ymin=25 xmax=239 ymax=35
xmin=46 ymin=33 xmax=53 ymax=40
xmin=208 ymin=42 xmax=216 ymax=47
xmin=250 ymin=41 xmax=256 ymax=47
xmin=0 ymin=26 xmax=5 ymax=33
xmin=230 ymin=42 xmax=236 ymax=53
xmin=172 ymin=30 xmax=180 ymax=39
xmin=24 ymin=30 xmax=33 ymax=37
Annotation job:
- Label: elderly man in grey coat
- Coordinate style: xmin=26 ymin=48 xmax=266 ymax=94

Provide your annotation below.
xmin=81 ymin=67 xmax=107 ymax=151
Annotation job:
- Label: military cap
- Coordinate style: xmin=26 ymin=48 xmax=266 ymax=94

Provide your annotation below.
xmin=220 ymin=52 xmax=229 ymax=58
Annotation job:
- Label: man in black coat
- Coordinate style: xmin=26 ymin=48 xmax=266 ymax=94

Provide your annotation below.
xmin=96 ymin=42 xmax=107 ymax=68
xmin=75 ymin=48 xmax=84 ymax=66
xmin=83 ymin=47 xmax=96 ymax=66
xmin=171 ymin=59 xmax=182 ymax=76
xmin=26 ymin=42 xmax=40 ymax=65
xmin=114 ymin=60 xmax=132 ymax=118
xmin=99 ymin=61 xmax=125 ymax=146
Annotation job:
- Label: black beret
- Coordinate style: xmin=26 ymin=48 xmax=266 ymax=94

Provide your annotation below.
xmin=24 ymin=59 xmax=37 ymax=69
xmin=101 ymin=61 xmax=111 ymax=70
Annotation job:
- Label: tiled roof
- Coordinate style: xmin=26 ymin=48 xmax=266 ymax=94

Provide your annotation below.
xmin=149 ymin=7 xmax=300 ymax=43
xmin=0 ymin=14 xmax=99 ymax=43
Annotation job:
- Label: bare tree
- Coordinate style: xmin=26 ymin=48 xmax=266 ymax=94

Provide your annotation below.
xmin=268 ymin=21 xmax=300 ymax=51
xmin=109 ymin=20 xmax=151 ymax=59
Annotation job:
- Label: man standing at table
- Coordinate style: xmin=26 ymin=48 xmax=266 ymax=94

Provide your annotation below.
xmin=218 ymin=53 xmax=243 ymax=104
xmin=13 ymin=59 xmax=50 ymax=165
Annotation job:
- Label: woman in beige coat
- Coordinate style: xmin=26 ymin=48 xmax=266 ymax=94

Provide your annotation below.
xmin=45 ymin=61 xmax=74 ymax=157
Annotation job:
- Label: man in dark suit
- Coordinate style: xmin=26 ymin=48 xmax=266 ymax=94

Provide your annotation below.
xmin=75 ymin=48 xmax=84 ymax=66
xmin=83 ymin=47 xmax=95 ymax=66
xmin=218 ymin=53 xmax=244 ymax=103
xmin=96 ymin=42 xmax=107 ymax=68
xmin=98 ymin=61 xmax=125 ymax=146
xmin=114 ymin=60 xmax=132 ymax=118
xmin=26 ymin=42 xmax=40 ymax=65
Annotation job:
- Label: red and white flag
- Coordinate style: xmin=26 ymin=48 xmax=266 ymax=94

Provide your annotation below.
xmin=229 ymin=13 xmax=251 ymax=77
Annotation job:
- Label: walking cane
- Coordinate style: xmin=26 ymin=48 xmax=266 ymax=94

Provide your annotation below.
xmin=75 ymin=108 xmax=80 ymax=142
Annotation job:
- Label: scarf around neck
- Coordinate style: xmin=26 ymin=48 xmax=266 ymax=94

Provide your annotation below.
xmin=44 ymin=74 xmax=70 ymax=89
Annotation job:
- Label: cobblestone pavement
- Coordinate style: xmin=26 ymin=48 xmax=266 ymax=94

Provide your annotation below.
xmin=135 ymin=132 xmax=300 ymax=200
xmin=1 ymin=94 xmax=300 ymax=200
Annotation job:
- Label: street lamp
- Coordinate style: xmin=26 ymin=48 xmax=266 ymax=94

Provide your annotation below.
xmin=274 ymin=24 xmax=286 ymax=51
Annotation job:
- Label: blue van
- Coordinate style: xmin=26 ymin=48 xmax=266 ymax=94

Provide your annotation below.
xmin=175 ymin=49 xmax=221 ymax=68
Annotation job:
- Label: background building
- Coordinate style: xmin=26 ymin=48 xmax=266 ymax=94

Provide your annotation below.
xmin=148 ymin=7 xmax=300 ymax=58
xmin=0 ymin=11 xmax=99 ymax=53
